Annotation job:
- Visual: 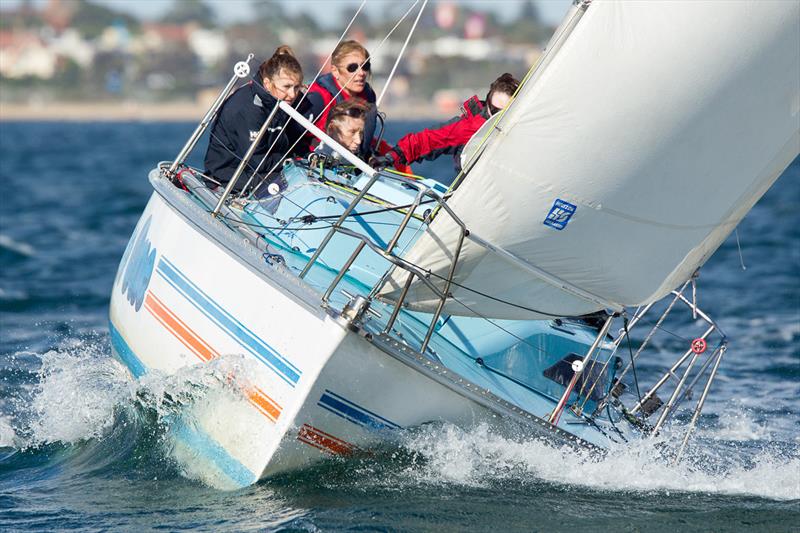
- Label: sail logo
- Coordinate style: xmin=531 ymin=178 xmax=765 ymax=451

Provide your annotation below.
xmin=543 ymin=199 xmax=577 ymax=230
xmin=121 ymin=217 xmax=157 ymax=311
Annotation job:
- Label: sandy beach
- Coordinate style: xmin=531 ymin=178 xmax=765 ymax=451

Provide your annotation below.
xmin=0 ymin=100 xmax=449 ymax=122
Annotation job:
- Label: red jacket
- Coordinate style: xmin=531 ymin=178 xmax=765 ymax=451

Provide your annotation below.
xmin=391 ymin=96 xmax=489 ymax=172
xmin=306 ymin=73 xmax=376 ymax=150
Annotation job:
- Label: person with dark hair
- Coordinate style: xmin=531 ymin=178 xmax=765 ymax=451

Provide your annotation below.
xmin=204 ymin=46 xmax=313 ymax=194
xmin=370 ymin=73 xmax=521 ymax=174
xmin=321 ymin=99 xmax=370 ymax=157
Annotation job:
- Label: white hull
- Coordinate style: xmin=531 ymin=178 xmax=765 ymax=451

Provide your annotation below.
xmin=110 ymin=186 xmax=493 ymax=489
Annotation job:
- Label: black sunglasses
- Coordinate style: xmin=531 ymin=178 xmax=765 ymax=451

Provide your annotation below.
xmin=345 ymin=61 xmax=371 ymax=73
xmin=331 ymin=107 xmax=367 ymax=120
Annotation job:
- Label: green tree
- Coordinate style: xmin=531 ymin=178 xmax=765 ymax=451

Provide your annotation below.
xmin=250 ymin=0 xmax=290 ymax=33
xmin=503 ymin=0 xmax=549 ymax=44
xmin=71 ymin=0 xmax=140 ymax=39
xmin=161 ymin=0 xmax=216 ymax=28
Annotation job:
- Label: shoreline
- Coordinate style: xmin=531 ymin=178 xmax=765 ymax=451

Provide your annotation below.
xmin=0 ymin=100 xmax=450 ymax=122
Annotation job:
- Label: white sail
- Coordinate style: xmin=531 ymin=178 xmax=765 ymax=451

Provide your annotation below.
xmin=382 ymin=0 xmax=800 ymax=320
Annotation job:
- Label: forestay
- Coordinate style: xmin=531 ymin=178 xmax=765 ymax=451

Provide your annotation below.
xmin=382 ymin=0 xmax=800 ymax=319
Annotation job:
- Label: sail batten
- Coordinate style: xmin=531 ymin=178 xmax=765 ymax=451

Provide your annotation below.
xmin=382 ymin=0 xmax=800 ymax=320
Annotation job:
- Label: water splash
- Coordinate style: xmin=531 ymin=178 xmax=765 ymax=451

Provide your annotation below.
xmin=4 ymin=336 xmax=259 ymax=486
xmin=398 ymin=423 xmax=800 ymax=501
xmin=4 ymin=336 xmax=798 ymax=500
xmin=23 ymin=342 xmax=132 ymax=446
xmin=0 ymin=416 xmax=17 ymax=448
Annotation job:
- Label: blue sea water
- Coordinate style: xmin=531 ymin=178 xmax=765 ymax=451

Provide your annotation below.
xmin=0 ymin=121 xmax=798 ymax=531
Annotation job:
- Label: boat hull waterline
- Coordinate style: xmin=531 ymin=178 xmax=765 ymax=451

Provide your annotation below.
xmin=110 ymin=183 xmax=612 ymax=489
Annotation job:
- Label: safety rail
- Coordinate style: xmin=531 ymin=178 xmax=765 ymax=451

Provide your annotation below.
xmin=163 ymin=55 xmax=471 ymax=360
xmin=588 ymin=275 xmax=728 ymax=461
xmin=265 ymin=98 xmax=473 ymax=355
xmin=317 ymin=181 xmax=470 ymax=354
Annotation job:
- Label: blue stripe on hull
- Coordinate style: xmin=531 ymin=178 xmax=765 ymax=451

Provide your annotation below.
xmin=108 ymin=319 xmax=257 ymax=488
xmin=109 ymin=320 xmax=147 ymax=378
xmin=171 ymin=420 xmax=258 ymax=489
xmin=318 ymin=390 xmax=401 ymax=430
xmin=155 ymin=256 xmax=301 ymax=386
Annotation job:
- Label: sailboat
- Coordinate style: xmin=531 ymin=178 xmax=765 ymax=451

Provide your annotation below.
xmin=108 ymin=0 xmax=800 ymax=489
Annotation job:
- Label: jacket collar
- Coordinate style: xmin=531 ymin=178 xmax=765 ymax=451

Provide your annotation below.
xmin=250 ymin=80 xmax=279 ymax=109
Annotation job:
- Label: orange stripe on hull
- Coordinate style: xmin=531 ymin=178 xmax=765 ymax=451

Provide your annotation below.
xmin=145 ymin=292 xmax=218 ymax=362
xmin=247 ymin=386 xmax=282 ymax=422
xmin=297 ymin=424 xmax=357 ymax=456
xmin=144 ymin=291 xmax=283 ymax=423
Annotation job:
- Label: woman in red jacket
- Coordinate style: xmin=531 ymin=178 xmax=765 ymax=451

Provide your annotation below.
xmin=307 ymin=40 xmax=378 ymax=156
xmin=371 ymin=73 xmax=520 ymax=175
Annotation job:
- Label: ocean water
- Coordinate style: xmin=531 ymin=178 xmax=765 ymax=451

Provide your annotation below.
xmin=0 ymin=121 xmax=798 ymax=531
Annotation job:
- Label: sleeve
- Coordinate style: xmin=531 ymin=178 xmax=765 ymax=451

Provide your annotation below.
xmin=394 ymin=115 xmax=484 ymax=165
xmin=251 ymin=109 xmax=292 ymax=178
xmin=305 ymin=90 xmax=325 ymax=125
xmin=204 ymin=100 xmax=240 ymax=183
xmin=286 ymin=95 xmax=315 ymax=157
xmin=303 ymin=88 xmax=329 ymax=151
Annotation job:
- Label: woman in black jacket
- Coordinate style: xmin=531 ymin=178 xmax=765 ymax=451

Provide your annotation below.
xmin=204 ymin=46 xmax=311 ymax=194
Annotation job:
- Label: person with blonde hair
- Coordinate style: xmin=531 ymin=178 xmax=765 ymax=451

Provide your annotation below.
xmin=204 ymin=46 xmax=313 ymax=193
xmin=306 ymin=40 xmax=378 ymax=156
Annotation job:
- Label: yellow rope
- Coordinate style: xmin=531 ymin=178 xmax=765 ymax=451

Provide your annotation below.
xmin=383 ymin=168 xmax=424 ymax=180
xmin=322 ymin=179 xmax=426 ymax=221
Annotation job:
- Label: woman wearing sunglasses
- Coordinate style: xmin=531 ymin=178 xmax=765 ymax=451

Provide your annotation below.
xmin=306 ymin=40 xmax=379 ymax=156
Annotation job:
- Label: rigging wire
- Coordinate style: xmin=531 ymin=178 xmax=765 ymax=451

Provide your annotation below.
xmin=422 ymin=269 xmax=568 ymax=319
xmin=623 ymin=316 xmax=645 ymax=421
xmin=376 ymin=0 xmax=428 ymax=106
xmin=247 ymin=0 xmax=425 ymax=197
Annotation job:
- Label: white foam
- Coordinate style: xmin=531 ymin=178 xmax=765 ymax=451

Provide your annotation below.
xmin=402 ymin=423 xmax=800 ymax=501
xmin=0 ymin=416 xmax=17 ymax=448
xmin=0 ymin=234 xmax=35 ymax=256
xmin=26 ymin=344 xmax=132 ymax=446
xmin=704 ymin=409 xmax=771 ymax=441
xmin=17 ymin=338 xmax=257 ymax=453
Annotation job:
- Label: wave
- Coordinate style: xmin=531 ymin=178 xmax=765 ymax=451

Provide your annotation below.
xmin=3 ymin=336 xmax=798 ymax=501
xmin=2 ymin=337 xmax=260 ymax=488
xmin=0 ymin=234 xmax=35 ymax=257
xmin=391 ymin=422 xmax=799 ymax=501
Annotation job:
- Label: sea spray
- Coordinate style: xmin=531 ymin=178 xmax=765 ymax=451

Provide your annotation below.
xmin=396 ymin=422 xmax=800 ymax=501
xmin=25 ymin=343 xmax=131 ymax=446
xmin=5 ymin=336 xmax=261 ymax=478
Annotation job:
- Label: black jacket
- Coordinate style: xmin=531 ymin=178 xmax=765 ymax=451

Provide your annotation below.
xmin=204 ymin=81 xmax=312 ymax=192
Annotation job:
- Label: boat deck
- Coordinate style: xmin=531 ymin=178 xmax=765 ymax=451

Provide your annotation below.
xmin=185 ymin=162 xmax=625 ymax=446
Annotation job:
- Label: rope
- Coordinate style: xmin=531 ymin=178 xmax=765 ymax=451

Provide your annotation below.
xmin=376 ymin=0 xmax=428 ymax=106
xmin=623 ymin=316 xmax=645 ymax=421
